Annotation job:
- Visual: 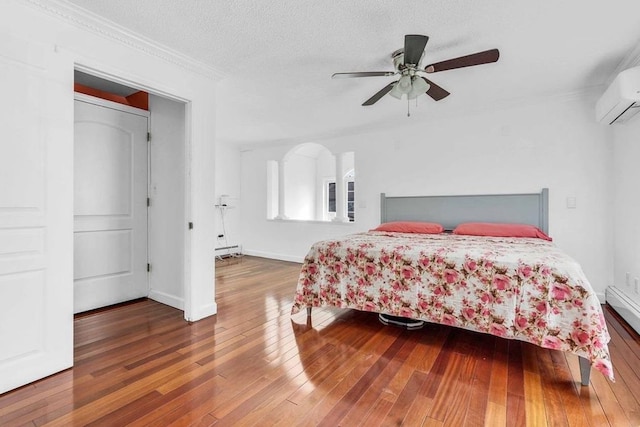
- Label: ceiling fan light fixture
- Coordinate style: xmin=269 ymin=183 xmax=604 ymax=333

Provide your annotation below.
xmin=397 ymin=75 xmax=412 ymax=93
xmin=389 ymin=82 xmax=404 ymax=99
xmin=408 ymin=76 xmax=430 ymax=100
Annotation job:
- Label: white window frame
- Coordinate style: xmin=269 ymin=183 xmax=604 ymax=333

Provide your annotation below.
xmin=325 ymin=177 xmax=355 ymax=222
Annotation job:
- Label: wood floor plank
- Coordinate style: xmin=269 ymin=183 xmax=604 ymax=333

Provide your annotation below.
xmin=126 ymin=374 xmax=227 ymax=427
xmin=523 ymin=369 xmax=547 ymax=427
xmin=506 ymin=341 xmax=527 ymax=426
xmin=340 ymin=334 xmax=418 ymax=421
xmin=373 ymin=330 xmax=443 ymax=417
xmin=290 ymin=324 xmax=398 ymax=402
xmin=486 ymin=338 xmax=509 ymax=414
xmin=603 ymin=344 xmax=640 ymax=425
xmin=429 ymin=352 xmax=470 ymax=421
xmin=315 ymin=331 xmax=409 ymax=426
xmin=589 ymin=362 xmax=632 ymax=427
xmin=440 ymin=354 xmax=476 ymax=425
xmin=263 ymin=331 xmax=387 ymax=423
xmin=0 ymin=256 xmax=639 ymax=426
xmin=559 ymin=352 xmax=609 ymax=426
xmin=211 ymin=344 xmax=334 ymax=421
xmin=485 ymin=401 xmax=507 ymax=427
xmin=84 ymin=390 xmax=163 ymax=427
xmin=254 ymin=399 xmax=300 ymax=427
xmin=604 ymin=308 xmax=640 ymax=362
xmin=383 ymin=370 xmax=430 ymax=426
xmin=463 ymin=333 xmax=495 ymax=426
xmin=533 ymin=347 xmax=571 ymax=427
xmin=547 ymin=350 xmax=600 ymax=427
xmin=357 ymin=395 xmax=394 ymax=426
xmin=522 ymin=345 xmax=548 ymax=427
xmin=292 ymin=332 xmax=402 ymax=426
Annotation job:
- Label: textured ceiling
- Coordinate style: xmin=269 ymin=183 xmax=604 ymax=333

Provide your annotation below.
xmin=64 ymin=0 xmax=640 ymax=146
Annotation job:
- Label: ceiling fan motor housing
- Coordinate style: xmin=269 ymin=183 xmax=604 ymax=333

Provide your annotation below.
xmin=392 ymin=49 xmax=405 ymax=71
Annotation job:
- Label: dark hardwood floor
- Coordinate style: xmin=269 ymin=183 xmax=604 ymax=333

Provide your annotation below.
xmin=1 ymin=256 xmax=639 ymax=426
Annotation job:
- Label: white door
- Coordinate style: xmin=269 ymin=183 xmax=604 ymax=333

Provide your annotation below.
xmin=0 ymin=34 xmax=73 ymax=394
xmin=74 ymin=96 xmax=149 ymax=313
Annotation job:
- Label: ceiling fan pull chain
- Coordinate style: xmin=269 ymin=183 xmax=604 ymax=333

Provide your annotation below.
xmin=407 ymin=98 xmax=411 ymax=117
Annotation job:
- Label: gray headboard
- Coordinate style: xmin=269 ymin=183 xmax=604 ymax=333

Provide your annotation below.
xmin=380 ymin=188 xmax=549 ymax=233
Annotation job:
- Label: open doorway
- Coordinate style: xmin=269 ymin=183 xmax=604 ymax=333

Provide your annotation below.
xmin=73 ymin=71 xmax=188 ymax=313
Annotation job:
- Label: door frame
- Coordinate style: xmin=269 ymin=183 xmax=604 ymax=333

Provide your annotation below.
xmin=74 ymin=92 xmax=151 ymax=120
xmin=73 ymin=65 xmax=192 ymax=319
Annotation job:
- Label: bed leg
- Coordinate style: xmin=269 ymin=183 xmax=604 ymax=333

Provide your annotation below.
xmin=578 ymin=356 xmax=591 ymax=386
xmin=306 ymin=307 xmax=312 ymax=317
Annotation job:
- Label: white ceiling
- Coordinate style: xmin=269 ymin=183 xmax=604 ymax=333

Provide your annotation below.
xmin=64 ymin=0 xmax=640 ymax=146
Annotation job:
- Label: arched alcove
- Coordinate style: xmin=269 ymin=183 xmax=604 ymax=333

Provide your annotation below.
xmin=267 ymin=143 xmax=355 ymax=222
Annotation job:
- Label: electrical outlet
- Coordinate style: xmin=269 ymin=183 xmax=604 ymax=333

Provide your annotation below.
xmin=627 ymin=272 xmax=631 ymax=286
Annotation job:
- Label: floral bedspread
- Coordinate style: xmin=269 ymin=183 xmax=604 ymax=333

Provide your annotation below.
xmin=291 ymin=231 xmax=613 ymax=380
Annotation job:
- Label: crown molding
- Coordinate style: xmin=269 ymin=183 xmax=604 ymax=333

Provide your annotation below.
xmin=23 ymin=0 xmax=227 ymax=80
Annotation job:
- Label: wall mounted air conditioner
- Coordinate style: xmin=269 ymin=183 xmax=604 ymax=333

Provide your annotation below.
xmin=596 ymin=66 xmax=640 ymax=125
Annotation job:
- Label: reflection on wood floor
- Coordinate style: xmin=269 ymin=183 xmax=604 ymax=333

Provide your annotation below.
xmin=1 ymin=256 xmax=639 ymax=426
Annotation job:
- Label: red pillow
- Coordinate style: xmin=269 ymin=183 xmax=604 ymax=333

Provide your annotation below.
xmin=372 ymin=221 xmax=444 ymax=234
xmin=452 ymin=222 xmax=552 ymax=241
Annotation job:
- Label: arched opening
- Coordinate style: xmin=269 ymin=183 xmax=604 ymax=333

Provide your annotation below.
xmin=267 ymin=143 xmax=355 ymax=222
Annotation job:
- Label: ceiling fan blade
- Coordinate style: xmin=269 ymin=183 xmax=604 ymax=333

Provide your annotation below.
xmin=404 ymin=34 xmax=429 ymax=65
xmin=362 ymin=82 xmax=396 ymax=106
xmin=421 ymin=77 xmax=450 ymax=101
xmin=424 ymin=48 xmax=500 ymax=73
xmin=332 ymin=71 xmax=395 ymax=79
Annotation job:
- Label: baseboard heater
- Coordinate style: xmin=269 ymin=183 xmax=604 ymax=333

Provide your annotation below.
xmin=606 ymin=286 xmax=640 ymax=335
xmin=215 ymin=244 xmax=242 ymax=259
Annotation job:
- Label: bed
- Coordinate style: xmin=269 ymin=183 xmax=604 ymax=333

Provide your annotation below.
xmin=290 ymin=189 xmax=613 ymax=385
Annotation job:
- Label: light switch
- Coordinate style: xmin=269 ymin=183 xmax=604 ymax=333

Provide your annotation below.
xmin=566 ymin=196 xmax=576 ymax=209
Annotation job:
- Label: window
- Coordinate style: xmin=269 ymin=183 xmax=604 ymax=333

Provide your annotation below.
xmin=327 ymin=180 xmax=355 ymax=222
xmin=347 ymin=181 xmax=355 ymax=222
xmin=328 ymin=182 xmax=336 ymax=213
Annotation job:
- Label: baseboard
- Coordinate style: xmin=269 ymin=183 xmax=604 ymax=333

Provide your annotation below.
xmin=146 ymin=292 xmax=223 ymax=324
xmin=243 ymin=249 xmax=304 ymax=264
xmin=606 ymin=286 xmax=640 ymax=335
xmin=186 ymin=302 xmax=217 ymax=322
xmin=596 ymin=292 xmax=606 ymax=304
xmin=148 ymin=289 xmax=184 ymax=311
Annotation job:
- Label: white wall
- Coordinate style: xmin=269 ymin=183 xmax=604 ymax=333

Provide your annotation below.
xmin=240 ymin=91 xmax=614 ymax=298
xmin=610 ymin=117 xmax=640 ymax=331
xmin=215 ymin=137 xmax=242 ymax=251
xmin=285 ymin=155 xmax=316 ymax=220
xmin=2 ymin=0 xmax=219 ymax=322
xmin=148 ymin=95 xmax=185 ymax=308
xmin=613 ymin=119 xmax=640 ymax=294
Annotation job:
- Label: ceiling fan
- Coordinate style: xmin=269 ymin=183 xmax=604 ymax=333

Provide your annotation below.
xmin=332 ymin=35 xmax=499 ymax=109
